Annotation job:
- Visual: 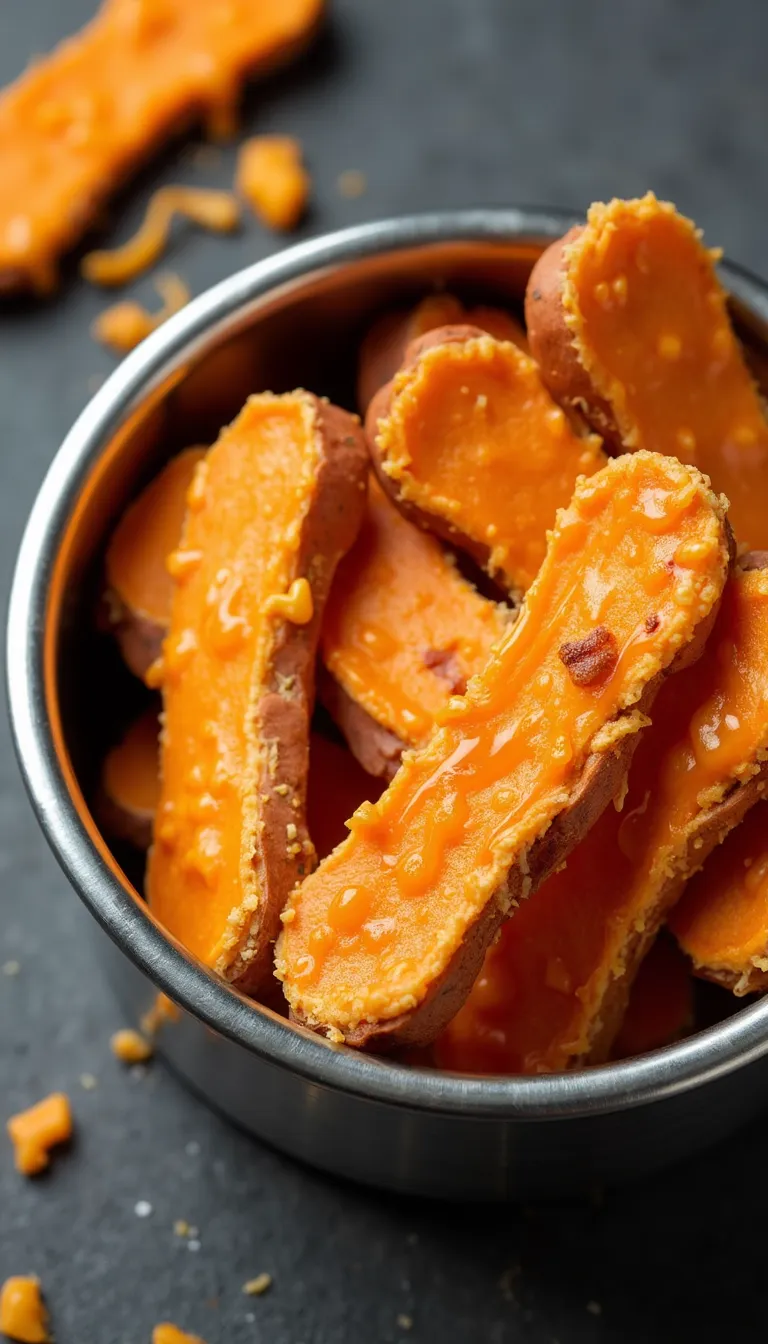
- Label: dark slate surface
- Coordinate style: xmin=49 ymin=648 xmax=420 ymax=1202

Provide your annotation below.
xmin=2 ymin=1 xmax=768 ymax=1339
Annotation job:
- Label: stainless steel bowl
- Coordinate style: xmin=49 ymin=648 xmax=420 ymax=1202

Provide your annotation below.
xmin=10 ymin=209 xmax=768 ymax=1201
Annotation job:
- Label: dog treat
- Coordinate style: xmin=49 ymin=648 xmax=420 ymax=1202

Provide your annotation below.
xmin=97 ymin=708 xmax=160 ymax=850
xmin=436 ymin=561 xmax=768 ymax=1071
xmin=356 ymin=294 xmax=528 ymax=413
xmin=147 ymin=392 xmax=367 ymax=992
xmin=276 ymin=452 xmax=729 ymax=1048
xmin=0 ymin=1278 xmax=50 ymax=1344
xmin=82 ymin=187 xmax=239 ymax=286
xmin=671 ymin=799 xmax=768 ymax=994
xmin=611 ymin=936 xmax=694 ymax=1059
xmin=104 ymin=446 xmax=207 ymax=680
xmin=320 ymin=479 xmax=509 ymax=774
xmin=367 ymin=326 xmax=605 ymax=597
xmin=236 ymin=136 xmax=309 ymax=231
xmin=92 ymin=273 xmax=190 ymax=354
xmin=307 ymin=732 xmax=384 ymax=860
xmin=7 ymin=1094 xmax=73 ymax=1176
xmin=526 ymin=193 xmax=768 ymax=548
xmin=0 ymin=0 xmax=323 ymax=292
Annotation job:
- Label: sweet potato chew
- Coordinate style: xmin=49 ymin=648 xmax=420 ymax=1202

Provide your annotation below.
xmin=147 ymin=393 xmax=367 ymax=993
xmin=97 ymin=707 xmax=161 ymax=850
xmin=320 ymin=478 xmax=509 ymax=775
xmin=0 ymin=0 xmax=323 ymax=293
xmin=104 ymin=446 xmax=207 ymax=680
xmin=435 ymin=560 xmax=768 ymax=1073
xmin=275 ymin=451 xmax=729 ymax=1048
xmin=526 ymin=192 xmax=768 ymax=549
xmin=356 ymin=294 xmax=528 ymax=414
xmin=367 ymin=326 xmax=606 ymax=597
xmin=671 ymin=799 xmax=768 ymax=995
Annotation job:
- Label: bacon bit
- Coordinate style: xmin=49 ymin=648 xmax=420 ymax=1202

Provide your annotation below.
xmin=110 ymin=1028 xmax=154 ymax=1064
xmin=236 ymin=136 xmax=309 ymax=232
xmin=0 ymin=1277 xmax=50 ymax=1343
xmin=6 ymin=1094 xmax=72 ymax=1177
xmin=644 ymin=612 xmax=660 ymax=633
xmin=152 ymin=1326 xmax=207 ymax=1344
xmin=422 ymin=647 xmax=467 ymax=694
xmin=82 ymin=187 xmax=240 ymax=286
xmin=92 ymin=272 xmax=190 ymax=353
xmin=558 ymin=626 xmax=618 ymax=687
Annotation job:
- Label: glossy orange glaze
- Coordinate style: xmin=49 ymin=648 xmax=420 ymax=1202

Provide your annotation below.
xmin=375 ymin=333 xmax=605 ymax=594
xmin=105 ymin=446 xmax=206 ymax=625
xmin=148 ymin=393 xmax=324 ymax=972
xmin=566 ymin=193 xmax=768 ymax=548
xmin=436 ymin=565 xmax=768 ymax=1072
xmin=307 ymin=733 xmax=384 ymax=860
xmin=236 ymin=135 xmax=309 ymax=231
xmin=0 ymin=1278 xmax=50 ymax=1344
xmin=6 ymin=1094 xmax=73 ymax=1176
xmin=322 ymin=480 xmax=508 ymax=744
xmin=0 ymin=0 xmax=322 ymax=291
xmin=102 ymin=708 xmax=161 ymax=817
xmin=612 ymin=937 xmax=693 ymax=1059
xmin=92 ymin=273 xmax=190 ymax=353
xmin=671 ymin=798 xmax=768 ymax=989
xmin=276 ymin=453 xmax=728 ymax=1037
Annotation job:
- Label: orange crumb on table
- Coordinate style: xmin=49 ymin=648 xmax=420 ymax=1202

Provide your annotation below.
xmin=6 ymin=1094 xmax=72 ymax=1177
xmin=110 ymin=1028 xmax=154 ymax=1063
xmin=0 ymin=0 xmax=323 ymax=293
xmin=152 ymin=1326 xmax=206 ymax=1344
xmin=0 ymin=1277 xmax=50 ymax=1344
xmin=140 ymin=992 xmax=181 ymax=1037
xmin=82 ymin=187 xmax=239 ymax=286
xmin=92 ymin=273 xmax=190 ymax=354
xmin=236 ymin=136 xmax=309 ymax=231
xmin=242 ymin=1273 xmax=272 ymax=1296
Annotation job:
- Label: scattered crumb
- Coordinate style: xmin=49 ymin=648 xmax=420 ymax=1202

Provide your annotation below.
xmin=236 ymin=136 xmax=309 ymax=231
xmin=2 ymin=960 xmax=20 ymax=977
xmin=0 ymin=1275 xmax=50 ymax=1343
xmin=337 ymin=169 xmax=367 ymax=198
xmin=242 ymin=1274 xmax=272 ymax=1297
xmin=79 ymin=1074 xmax=98 ymax=1091
xmin=586 ymin=1301 xmax=602 ymax=1316
xmin=7 ymin=1094 xmax=73 ymax=1176
xmin=134 ymin=1200 xmax=153 ymax=1219
xmin=152 ymin=1325 xmax=207 ymax=1344
xmin=111 ymin=1028 xmax=154 ymax=1064
xmin=397 ymin=1314 xmax=413 ymax=1331
xmin=174 ymin=1220 xmax=190 ymax=1238
xmin=141 ymin=992 xmax=180 ymax=1037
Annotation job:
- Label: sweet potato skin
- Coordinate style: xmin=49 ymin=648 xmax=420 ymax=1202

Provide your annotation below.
xmin=525 ymin=227 xmax=623 ymax=447
xmin=316 ymin=665 xmax=404 ymax=781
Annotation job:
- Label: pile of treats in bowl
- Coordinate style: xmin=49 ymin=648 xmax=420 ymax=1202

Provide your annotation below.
xmin=98 ymin=193 xmax=768 ymax=1074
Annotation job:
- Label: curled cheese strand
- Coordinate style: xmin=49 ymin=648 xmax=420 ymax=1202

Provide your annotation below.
xmin=82 ymin=186 xmax=240 ymax=286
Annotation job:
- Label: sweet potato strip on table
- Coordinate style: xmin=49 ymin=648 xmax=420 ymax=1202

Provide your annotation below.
xmin=105 ymin=446 xmax=207 ymax=680
xmin=0 ymin=0 xmax=323 ymax=292
xmin=436 ymin=561 xmax=768 ymax=1073
xmin=276 ymin=452 xmax=729 ymax=1048
xmin=320 ymin=479 xmax=509 ymax=776
xmin=367 ymin=326 xmax=605 ymax=597
xmin=147 ymin=393 xmax=367 ymax=993
xmin=671 ymin=798 xmax=768 ymax=994
xmin=526 ymin=193 xmax=768 ymax=548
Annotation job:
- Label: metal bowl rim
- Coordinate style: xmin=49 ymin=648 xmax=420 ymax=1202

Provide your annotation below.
xmin=9 ymin=205 xmax=768 ymax=1121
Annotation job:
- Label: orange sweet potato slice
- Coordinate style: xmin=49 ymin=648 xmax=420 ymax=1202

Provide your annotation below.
xmin=275 ymin=452 xmax=730 ymax=1048
xmin=366 ymin=326 xmax=606 ymax=598
xmin=526 ymin=193 xmax=768 ymax=549
xmin=0 ymin=0 xmax=323 ymax=293
xmin=671 ymin=798 xmax=768 ymax=994
xmin=97 ymin=706 xmax=161 ymax=850
xmin=147 ymin=393 xmax=367 ymax=993
xmin=356 ymin=295 xmax=528 ymax=414
xmin=104 ymin=446 xmax=207 ymax=680
xmin=435 ymin=559 xmax=768 ymax=1072
xmin=320 ymin=478 xmax=509 ymax=776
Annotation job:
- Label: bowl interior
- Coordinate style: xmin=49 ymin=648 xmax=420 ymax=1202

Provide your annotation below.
xmin=19 ymin=213 xmax=768 ymax=1114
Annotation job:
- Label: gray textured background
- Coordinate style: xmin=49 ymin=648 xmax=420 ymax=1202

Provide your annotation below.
xmin=2 ymin=1 xmax=768 ymax=1340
